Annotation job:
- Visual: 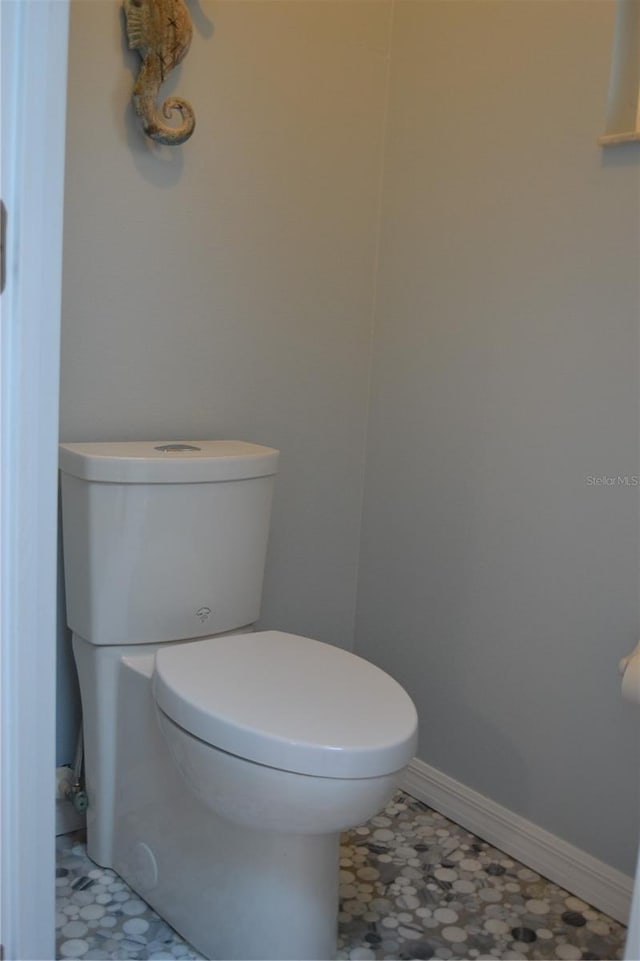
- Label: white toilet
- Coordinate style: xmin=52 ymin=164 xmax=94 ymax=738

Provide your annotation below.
xmin=59 ymin=440 xmax=417 ymax=961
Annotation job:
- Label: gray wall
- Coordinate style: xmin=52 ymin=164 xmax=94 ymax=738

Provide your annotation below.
xmin=355 ymin=0 xmax=639 ymax=876
xmin=58 ymin=0 xmax=392 ymax=759
xmin=59 ymin=0 xmax=639 ymax=878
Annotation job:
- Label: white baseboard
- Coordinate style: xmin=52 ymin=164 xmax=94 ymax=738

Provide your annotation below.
xmin=56 ymin=797 xmax=85 ymax=837
xmin=401 ymin=757 xmax=633 ymax=925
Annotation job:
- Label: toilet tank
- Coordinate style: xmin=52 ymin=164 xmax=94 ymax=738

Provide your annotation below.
xmin=59 ymin=441 xmax=279 ymax=645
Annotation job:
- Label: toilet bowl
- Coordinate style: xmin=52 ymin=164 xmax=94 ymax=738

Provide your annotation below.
xmin=73 ymin=629 xmax=416 ymax=960
xmin=60 ymin=440 xmax=418 ymax=960
xmin=153 ymin=631 xmax=417 ymax=833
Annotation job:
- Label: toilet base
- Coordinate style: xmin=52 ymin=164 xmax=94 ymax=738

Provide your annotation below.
xmin=106 ymin=650 xmax=341 ymax=960
xmin=113 ymin=804 xmax=339 ymax=960
xmin=75 ymin=636 xmax=404 ymax=960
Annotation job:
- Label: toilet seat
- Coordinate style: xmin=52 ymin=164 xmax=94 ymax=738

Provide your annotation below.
xmin=153 ymin=631 xmax=417 ymax=779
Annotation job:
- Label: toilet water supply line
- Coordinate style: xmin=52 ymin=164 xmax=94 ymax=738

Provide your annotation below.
xmin=65 ymin=727 xmax=89 ymax=813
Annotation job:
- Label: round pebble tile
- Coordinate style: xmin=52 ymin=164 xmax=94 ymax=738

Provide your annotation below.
xmin=122 ymin=898 xmax=148 ymax=915
xmin=525 ymin=898 xmax=549 ymax=915
xmin=123 ymin=917 xmax=150 ymax=935
xmin=60 ymin=938 xmax=90 ymax=958
xmin=565 ymin=896 xmax=589 ymax=911
xmin=396 ymin=845 xmax=417 ymax=858
xmin=79 ymin=904 xmax=105 ymax=921
xmin=555 ymin=944 xmax=582 ymax=960
xmin=434 ymin=907 xmax=458 ymax=924
xmin=373 ymin=828 xmax=394 ymax=841
xmin=511 ymin=926 xmax=537 ymax=943
xmin=453 ymin=879 xmax=476 ymax=893
xmin=562 ymin=910 xmax=586 ymax=927
xmin=478 ymin=888 xmax=502 ymax=903
xmin=442 ymin=926 xmax=467 ymax=943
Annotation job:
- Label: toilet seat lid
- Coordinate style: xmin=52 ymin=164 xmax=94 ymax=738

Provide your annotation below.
xmin=153 ymin=631 xmax=417 ymax=779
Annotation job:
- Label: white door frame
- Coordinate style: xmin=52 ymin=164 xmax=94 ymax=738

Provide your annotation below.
xmin=0 ymin=1 xmax=69 ymax=958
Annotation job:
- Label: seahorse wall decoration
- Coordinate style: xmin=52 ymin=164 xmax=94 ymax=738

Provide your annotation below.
xmin=123 ymin=0 xmax=195 ymax=146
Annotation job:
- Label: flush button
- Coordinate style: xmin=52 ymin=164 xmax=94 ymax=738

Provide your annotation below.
xmin=154 ymin=444 xmax=201 ymax=453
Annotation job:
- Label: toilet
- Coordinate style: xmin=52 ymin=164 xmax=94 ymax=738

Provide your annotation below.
xmin=59 ymin=440 xmax=417 ymax=961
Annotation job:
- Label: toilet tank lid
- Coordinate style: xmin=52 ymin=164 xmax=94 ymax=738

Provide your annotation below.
xmin=59 ymin=441 xmax=279 ymax=483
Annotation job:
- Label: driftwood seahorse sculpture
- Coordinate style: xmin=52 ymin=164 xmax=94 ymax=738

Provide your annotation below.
xmin=123 ymin=0 xmax=195 ymax=146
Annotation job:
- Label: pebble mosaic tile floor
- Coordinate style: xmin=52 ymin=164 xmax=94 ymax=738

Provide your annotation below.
xmin=56 ymin=791 xmax=627 ymax=961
